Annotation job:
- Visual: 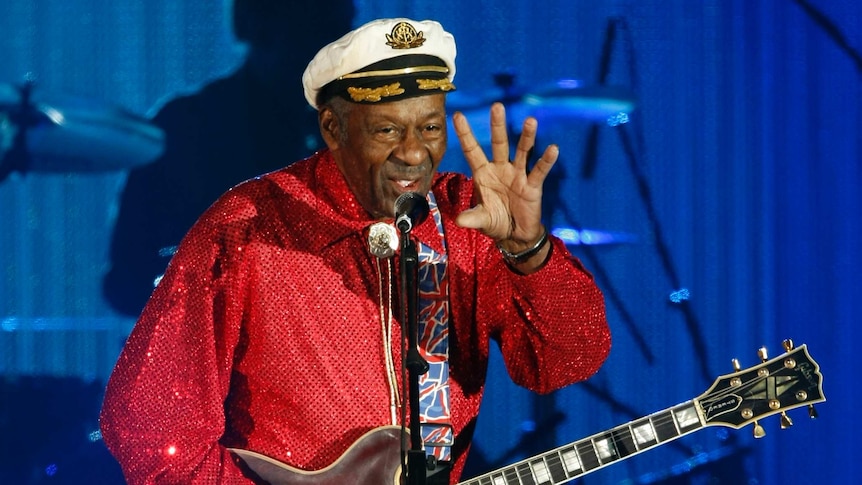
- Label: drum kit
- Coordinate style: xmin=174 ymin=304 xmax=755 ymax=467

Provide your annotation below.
xmin=0 ymin=75 xmax=636 ymax=246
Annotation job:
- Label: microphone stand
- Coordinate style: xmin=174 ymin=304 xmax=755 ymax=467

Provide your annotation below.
xmin=398 ymin=223 xmax=429 ymax=485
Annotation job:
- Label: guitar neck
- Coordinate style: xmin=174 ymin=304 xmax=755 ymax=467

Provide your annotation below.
xmin=460 ymin=400 xmax=704 ymax=485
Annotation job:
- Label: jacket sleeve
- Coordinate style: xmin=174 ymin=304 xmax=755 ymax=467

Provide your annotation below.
xmin=478 ymin=234 xmax=611 ymax=394
xmin=439 ymin=173 xmax=611 ymax=394
xmin=100 ymin=195 xmax=256 ymax=484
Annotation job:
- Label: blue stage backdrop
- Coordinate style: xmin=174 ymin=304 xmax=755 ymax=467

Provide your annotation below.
xmin=1 ymin=1 xmax=858 ymax=484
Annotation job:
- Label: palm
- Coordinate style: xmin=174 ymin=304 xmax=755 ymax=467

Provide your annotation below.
xmin=451 ymin=103 xmax=558 ymax=246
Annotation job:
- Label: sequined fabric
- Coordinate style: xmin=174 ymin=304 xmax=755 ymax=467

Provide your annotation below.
xmin=100 ymin=149 xmax=611 ymax=484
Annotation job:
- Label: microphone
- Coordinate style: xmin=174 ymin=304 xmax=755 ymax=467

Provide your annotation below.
xmin=394 ymin=192 xmax=429 ymax=233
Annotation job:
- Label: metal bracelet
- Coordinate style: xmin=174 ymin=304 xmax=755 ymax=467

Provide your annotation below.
xmin=496 ymin=227 xmax=549 ymax=263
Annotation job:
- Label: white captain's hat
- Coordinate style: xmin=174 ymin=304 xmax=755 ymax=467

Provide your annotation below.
xmin=302 ymin=18 xmax=457 ymax=109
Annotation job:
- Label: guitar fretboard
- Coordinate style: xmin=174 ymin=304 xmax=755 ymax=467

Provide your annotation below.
xmin=460 ymin=400 xmax=704 ymax=485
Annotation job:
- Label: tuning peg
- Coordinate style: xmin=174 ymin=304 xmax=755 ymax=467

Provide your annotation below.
xmin=808 ymin=405 xmax=819 ymax=419
xmin=782 ymin=339 xmax=794 ymax=352
xmin=780 ymin=411 xmax=794 ymax=429
xmin=731 ymin=358 xmax=741 ymax=372
xmin=753 ymin=421 xmax=766 ymax=438
xmin=757 ymin=346 xmax=768 ymax=362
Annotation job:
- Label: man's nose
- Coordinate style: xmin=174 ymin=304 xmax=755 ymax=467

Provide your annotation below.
xmin=393 ymin=129 xmax=428 ymax=166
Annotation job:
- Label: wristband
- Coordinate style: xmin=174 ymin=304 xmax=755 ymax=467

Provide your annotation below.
xmin=496 ymin=227 xmax=549 ymax=263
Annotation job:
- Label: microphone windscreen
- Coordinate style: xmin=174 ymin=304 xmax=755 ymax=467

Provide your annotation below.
xmin=394 ymin=192 xmax=430 ymax=226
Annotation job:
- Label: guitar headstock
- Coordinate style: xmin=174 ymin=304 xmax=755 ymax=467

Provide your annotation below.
xmin=697 ymin=340 xmax=825 ymax=436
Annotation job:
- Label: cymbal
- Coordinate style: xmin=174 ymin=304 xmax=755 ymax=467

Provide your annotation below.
xmin=445 ymin=79 xmax=637 ymax=149
xmin=1 ymin=82 xmax=164 ymax=177
xmin=552 ymin=226 xmax=637 ymax=246
xmin=522 ymin=80 xmax=637 ymax=122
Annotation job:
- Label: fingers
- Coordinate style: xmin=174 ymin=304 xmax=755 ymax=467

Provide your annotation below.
xmin=452 ymin=111 xmax=489 ymax=173
xmin=512 ymin=116 xmax=537 ymax=171
xmin=489 ymin=103 xmax=509 ymax=163
xmin=453 ymin=103 xmax=555 ymax=182
xmin=527 ymin=144 xmax=560 ymax=187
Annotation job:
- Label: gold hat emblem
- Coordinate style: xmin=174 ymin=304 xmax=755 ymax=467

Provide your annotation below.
xmin=385 ymin=22 xmax=426 ymax=49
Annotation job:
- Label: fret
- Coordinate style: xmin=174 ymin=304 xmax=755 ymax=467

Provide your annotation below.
xmin=559 ymin=445 xmax=583 ymax=476
xmin=610 ymin=427 xmax=637 ymax=458
xmin=672 ymin=404 xmax=701 ymax=433
xmin=516 ymin=462 xmax=536 ymax=485
xmin=503 ymin=467 xmax=520 ymax=484
xmin=529 ymin=458 xmax=551 ymax=484
xmin=650 ymin=410 xmax=678 ymax=442
xmin=592 ymin=433 xmax=617 ymax=464
xmin=576 ymin=440 xmax=600 ymax=471
xmin=488 ymin=472 xmax=506 ymax=485
xmin=544 ymin=450 xmax=569 ymax=483
xmin=630 ymin=417 xmax=658 ymax=449
xmin=558 ymin=446 xmax=581 ymax=477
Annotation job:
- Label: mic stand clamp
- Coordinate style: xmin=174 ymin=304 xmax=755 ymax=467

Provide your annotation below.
xmin=398 ymin=224 xmax=429 ymax=485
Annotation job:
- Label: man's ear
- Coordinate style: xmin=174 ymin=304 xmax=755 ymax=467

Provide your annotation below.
xmin=318 ymin=107 xmax=342 ymax=150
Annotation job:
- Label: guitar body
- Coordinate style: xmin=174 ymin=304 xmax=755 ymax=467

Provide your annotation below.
xmin=230 ymin=426 xmax=403 ymax=485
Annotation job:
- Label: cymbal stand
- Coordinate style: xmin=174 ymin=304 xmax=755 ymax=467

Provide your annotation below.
xmin=0 ymin=79 xmax=37 ymax=183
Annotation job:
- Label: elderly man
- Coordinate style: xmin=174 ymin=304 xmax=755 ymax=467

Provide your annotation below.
xmin=100 ymin=18 xmax=610 ymax=484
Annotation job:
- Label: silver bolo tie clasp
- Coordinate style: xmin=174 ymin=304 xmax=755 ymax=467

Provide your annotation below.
xmin=368 ymin=222 xmax=399 ymax=259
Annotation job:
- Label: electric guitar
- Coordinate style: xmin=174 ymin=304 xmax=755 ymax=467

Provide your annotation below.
xmin=230 ymin=341 xmax=825 ymax=485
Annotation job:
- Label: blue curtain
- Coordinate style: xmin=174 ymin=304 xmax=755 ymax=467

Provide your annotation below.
xmin=1 ymin=1 xmax=858 ymax=483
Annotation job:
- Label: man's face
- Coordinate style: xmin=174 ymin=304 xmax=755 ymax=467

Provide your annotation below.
xmin=326 ymin=94 xmax=448 ymax=219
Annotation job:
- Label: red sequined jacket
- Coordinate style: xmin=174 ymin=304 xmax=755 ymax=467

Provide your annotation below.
xmin=100 ymin=149 xmax=610 ymax=484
